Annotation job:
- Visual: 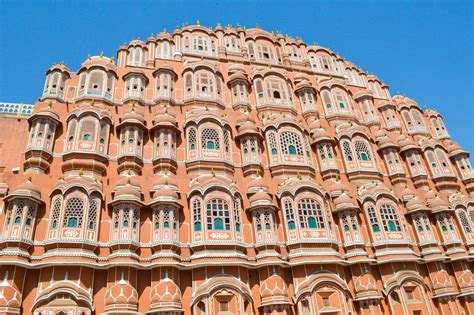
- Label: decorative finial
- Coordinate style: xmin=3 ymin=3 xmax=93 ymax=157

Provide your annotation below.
xmin=90 ymin=99 xmax=95 ymax=106
xmin=256 ymin=23 xmax=260 ymax=29
xmin=211 ymin=169 xmax=216 ymax=177
xmin=164 ymin=28 xmax=167 ymax=33
xmin=48 ymin=100 xmax=52 ymax=108
xmin=79 ymin=168 xmax=84 ymax=176
xmin=27 ymin=176 xmax=32 ymax=182
xmin=99 ymin=51 xmax=104 ymax=58
xmin=196 ymin=20 xmax=200 ymax=25
xmin=217 ymin=22 xmax=221 ymax=27
xmin=150 ymin=32 xmax=154 ymax=37
xmin=87 ymin=54 xmax=91 ymax=60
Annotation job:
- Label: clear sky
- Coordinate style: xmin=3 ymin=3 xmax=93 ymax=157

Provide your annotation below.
xmin=0 ymin=0 xmax=472 ymax=153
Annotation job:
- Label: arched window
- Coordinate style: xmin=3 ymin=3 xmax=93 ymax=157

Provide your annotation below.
xmin=297 ymin=199 xmax=324 ymax=229
xmin=206 ymin=199 xmax=230 ymax=231
xmin=366 ymin=204 xmax=380 ymax=232
xmin=456 ymin=209 xmax=473 ymax=234
xmin=63 ymin=197 xmax=84 ymax=228
xmin=88 ymin=71 xmax=104 ymax=94
xmin=280 ymin=131 xmax=303 ymax=155
xmin=342 ymin=141 xmax=354 ymax=161
xmin=355 ymin=141 xmax=372 ymax=161
xmin=193 ymin=198 xmax=202 ymax=232
xmin=50 ymin=197 xmax=62 ymax=230
xmin=284 ymin=200 xmax=296 ymax=230
xmin=233 ymin=197 xmax=242 ymax=233
xmin=201 ymin=128 xmax=220 ymax=150
xmin=380 ymin=204 xmax=401 ymax=232
xmin=188 ymin=127 xmax=197 ymax=151
xmin=268 ymin=131 xmax=278 ymax=155
xmin=193 ymin=36 xmax=209 ymax=52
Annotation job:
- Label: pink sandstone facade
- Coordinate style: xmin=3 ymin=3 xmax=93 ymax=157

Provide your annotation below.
xmin=0 ymin=23 xmax=473 ymax=315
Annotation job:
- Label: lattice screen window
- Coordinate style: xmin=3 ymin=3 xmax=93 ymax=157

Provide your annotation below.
xmin=88 ymin=71 xmax=104 ymax=93
xmin=112 ymin=208 xmax=120 ymax=231
xmin=12 ymin=201 xmax=25 ymax=225
xmin=50 ymin=197 xmax=62 ymax=229
xmin=192 ymin=198 xmax=202 ymax=232
xmin=456 ymin=209 xmax=473 ymax=233
xmin=154 ymin=204 xmax=177 ymax=230
xmin=25 ymin=204 xmax=35 ymax=227
xmin=268 ymin=132 xmax=278 ymax=155
xmin=188 ymin=127 xmax=197 ymax=151
xmin=80 ymin=119 xmax=96 ymax=142
xmin=366 ymin=205 xmax=380 ymax=232
xmin=380 ymin=204 xmax=401 ymax=232
xmin=233 ymin=197 xmax=242 ymax=232
xmin=280 ymin=131 xmax=303 ymax=155
xmin=437 ymin=214 xmax=458 ymax=237
xmin=206 ymin=199 xmax=230 ymax=231
xmin=193 ymin=36 xmax=209 ymax=52
xmin=4 ymin=203 xmax=13 ymax=227
xmin=355 ymin=141 xmax=372 ymax=161
xmin=87 ymin=198 xmax=99 ymax=230
xmin=412 ymin=109 xmax=424 ymax=126
xmin=414 ymin=213 xmax=431 ymax=233
xmin=284 ymin=199 xmax=296 ymax=230
xmin=297 ymin=198 xmax=324 ymax=229
xmin=263 ymin=211 xmax=273 ymax=231
xmin=342 ymin=141 xmax=354 ymax=161
xmin=67 ymin=120 xmax=77 ymax=143
xmin=435 ymin=149 xmax=452 ymax=173
xmin=63 ymin=197 xmax=84 ymax=228
xmin=254 ymin=211 xmax=262 ymax=231
xmin=257 ymin=44 xmax=274 ymax=60
xmin=224 ymin=130 xmax=231 ymax=153
xmin=201 ymin=128 xmax=220 ymax=150
xmin=318 ymin=55 xmax=332 ymax=70
xmin=196 ymin=72 xmax=213 ymax=96
xmin=266 ymin=79 xmax=287 ymax=101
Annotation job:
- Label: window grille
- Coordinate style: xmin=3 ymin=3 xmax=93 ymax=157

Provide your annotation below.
xmin=297 ymin=199 xmax=324 ymax=229
xmin=63 ymin=197 xmax=84 ymax=228
xmin=280 ymin=131 xmax=303 ymax=155
xmin=201 ymin=128 xmax=220 ymax=150
xmin=206 ymin=199 xmax=230 ymax=231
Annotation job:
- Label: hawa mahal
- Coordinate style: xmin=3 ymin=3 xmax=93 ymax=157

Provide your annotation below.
xmin=0 ymin=23 xmax=473 ymax=315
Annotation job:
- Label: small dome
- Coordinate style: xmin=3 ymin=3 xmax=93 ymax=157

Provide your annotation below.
xmin=446 ymin=141 xmax=464 ymax=156
xmin=308 ymin=119 xmax=321 ymax=132
xmin=248 ymin=176 xmax=269 ymax=193
xmin=249 ymin=190 xmax=273 ymax=208
xmin=116 ymin=176 xmax=141 ymax=188
xmin=153 ymin=188 xmax=179 ymax=200
xmin=8 ymin=179 xmax=42 ymax=203
xmin=0 ymin=277 xmax=21 ymax=309
xmin=330 ymin=180 xmax=351 ymax=197
xmin=334 ymin=192 xmax=355 ymax=208
xmin=237 ymin=120 xmax=260 ymax=138
xmin=424 ymin=190 xmax=437 ymax=201
xmin=429 ymin=195 xmax=449 ymax=209
xmin=150 ymin=278 xmax=182 ymax=309
xmin=105 ymin=278 xmax=138 ymax=308
xmin=260 ymin=273 xmax=288 ymax=299
xmin=122 ymin=109 xmax=145 ymax=125
xmin=406 ymin=195 xmax=426 ymax=211
xmin=15 ymin=179 xmax=40 ymax=195
xmin=114 ymin=184 xmax=141 ymax=202
xmin=152 ymin=174 xmax=178 ymax=191
xmin=400 ymin=186 xmax=415 ymax=201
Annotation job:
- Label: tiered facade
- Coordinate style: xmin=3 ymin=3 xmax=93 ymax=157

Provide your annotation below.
xmin=0 ymin=23 xmax=473 ymax=315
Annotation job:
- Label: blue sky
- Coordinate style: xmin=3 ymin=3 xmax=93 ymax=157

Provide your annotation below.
xmin=0 ymin=0 xmax=472 ymax=153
